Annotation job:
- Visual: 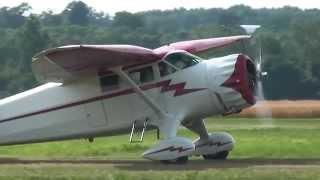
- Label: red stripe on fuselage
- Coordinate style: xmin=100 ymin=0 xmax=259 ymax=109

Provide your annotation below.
xmin=0 ymin=80 xmax=206 ymax=123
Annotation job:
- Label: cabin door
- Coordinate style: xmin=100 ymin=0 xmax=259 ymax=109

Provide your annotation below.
xmin=127 ymin=64 xmax=164 ymax=122
xmin=83 ymin=101 xmax=108 ymax=127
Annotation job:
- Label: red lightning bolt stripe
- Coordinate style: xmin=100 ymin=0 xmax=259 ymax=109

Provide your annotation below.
xmin=155 ymin=80 xmax=207 ymax=96
xmin=195 ymin=141 xmax=233 ymax=149
xmin=144 ymin=146 xmax=194 ymax=156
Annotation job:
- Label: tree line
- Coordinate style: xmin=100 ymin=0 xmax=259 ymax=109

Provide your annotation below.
xmin=0 ymin=1 xmax=319 ymax=99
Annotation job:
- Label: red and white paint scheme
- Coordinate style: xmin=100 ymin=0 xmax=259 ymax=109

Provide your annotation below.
xmin=0 ymin=35 xmax=259 ymax=163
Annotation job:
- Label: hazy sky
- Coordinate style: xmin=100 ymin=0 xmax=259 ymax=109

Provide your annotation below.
xmin=0 ymin=0 xmax=319 ymax=15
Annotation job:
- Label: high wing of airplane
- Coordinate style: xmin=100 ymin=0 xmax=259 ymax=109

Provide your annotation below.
xmin=0 ymin=34 xmax=260 ymax=164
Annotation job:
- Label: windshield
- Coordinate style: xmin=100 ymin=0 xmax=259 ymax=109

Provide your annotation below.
xmin=164 ymin=52 xmax=200 ymax=70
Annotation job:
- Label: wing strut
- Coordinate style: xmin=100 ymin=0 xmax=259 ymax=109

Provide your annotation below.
xmin=111 ymin=67 xmax=167 ymax=119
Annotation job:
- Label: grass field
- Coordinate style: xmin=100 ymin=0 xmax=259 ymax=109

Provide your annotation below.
xmin=0 ymin=117 xmax=320 ymax=179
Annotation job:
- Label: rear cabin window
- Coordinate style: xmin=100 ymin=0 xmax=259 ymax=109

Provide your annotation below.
xmin=129 ymin=66 xmax=154 ymax=84
xmin=100 ymin=74 xmax=119 ymax=91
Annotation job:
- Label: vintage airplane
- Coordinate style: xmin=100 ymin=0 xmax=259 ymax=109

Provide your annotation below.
xmin=0 ymin=27 xmax=265 ymax=163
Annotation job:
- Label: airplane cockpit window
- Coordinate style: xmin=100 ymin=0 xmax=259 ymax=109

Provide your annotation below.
xmin=159 ymin=61 xmax=177 ymax=77
xmin=129 ymin=66 xmax=154 ymax=84
xmin=164 ymin=52 xmax=200 ymax=70
xmin=100 ymin=74 xmax=119 ymax=92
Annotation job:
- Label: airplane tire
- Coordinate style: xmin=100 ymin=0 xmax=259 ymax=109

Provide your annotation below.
xmin=202 ymin=151 xmax=229 ymax=160
xmin=161 ymin=156 xmax=189 ymax=164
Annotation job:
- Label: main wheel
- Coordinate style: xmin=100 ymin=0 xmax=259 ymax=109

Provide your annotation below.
xmin=161 ymin=156 xmax=188 ymax=164
xmin=202 ymin=151 xmax=229 ymax=160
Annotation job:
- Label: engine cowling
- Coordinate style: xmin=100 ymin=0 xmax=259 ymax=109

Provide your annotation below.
xmin=193 ymin=132 xmax=235 ymax=156
xmin=206 ymin=54 xmax=257 ymax=115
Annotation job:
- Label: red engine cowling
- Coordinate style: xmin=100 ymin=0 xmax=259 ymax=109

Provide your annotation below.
xmin=207 ymin=54 xmax=257 ymax=114
xmin=221 ymin=54 xmax=256 ymax=105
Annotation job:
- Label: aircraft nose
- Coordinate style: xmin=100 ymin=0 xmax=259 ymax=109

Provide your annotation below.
xmin=206 ymin=54 xmax=256 ymax=114
xmin=221 ymin=54 xmax=256 ymax=105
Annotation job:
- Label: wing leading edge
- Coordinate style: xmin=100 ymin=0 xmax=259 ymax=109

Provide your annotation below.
xmin=154 ymin=35 xmax=251 ymax=56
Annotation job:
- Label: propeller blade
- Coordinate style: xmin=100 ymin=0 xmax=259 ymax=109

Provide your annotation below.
xmin=255 ymin=82 xmax=272 ymax=117
xmin=240 ymin=24 xmax=272 ymax=123
xmin=255 ymin=39 xmax=272 ymax=122
xmin=257 ymin=45 xmax=262 ymax=73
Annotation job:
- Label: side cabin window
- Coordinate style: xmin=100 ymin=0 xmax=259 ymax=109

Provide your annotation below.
xmin=99 ymin=66 xmax=155 ymax=92
xmin=159 ymin=52 xmax=200 ymax=77
xmin=100 ymin=74 xmax=119 ymax=92
xmin=129 ymin=66 xmax=154 ymax=84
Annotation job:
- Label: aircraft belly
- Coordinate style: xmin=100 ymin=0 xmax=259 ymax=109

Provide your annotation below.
xmin=165 ymin=89 xmax=214 ymax=120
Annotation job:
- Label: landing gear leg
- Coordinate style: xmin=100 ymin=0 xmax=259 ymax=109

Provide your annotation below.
xmin=183 ymin=119 xmax=234 ymax=161
xmin=182 ymin=119 xmax=209 ymax=140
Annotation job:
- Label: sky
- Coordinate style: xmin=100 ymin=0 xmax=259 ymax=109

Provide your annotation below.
xmin=0 ymin=0 xmax=319 ymax=15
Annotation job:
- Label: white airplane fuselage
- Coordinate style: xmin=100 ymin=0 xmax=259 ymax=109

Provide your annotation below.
xmin=0 ymin=53 xmax=254 ymax=145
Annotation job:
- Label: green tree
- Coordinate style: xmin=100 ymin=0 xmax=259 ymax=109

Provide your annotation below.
xmin=0 ymin=3 xmax=320 ymax=99
xmin=65 ymin=1 xmax=90 ymax=26
xmin=40 ymin=10 xmax=63 ymax=26
xmin=18 ymin=15 xmax=49 ymax=66
xmin=113 ymin=11 xmax=144 ymax=29
xmin=0 ymin=3 xmax=31 ymax=28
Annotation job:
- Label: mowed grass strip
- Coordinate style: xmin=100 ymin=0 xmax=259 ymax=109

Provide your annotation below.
xmin=0 ymin=118 xmax=319 ymax=180
xmin=0 ymin=118 xmax=319 ymax=159
xmin=0 ymin=165 xmax=319 ymax=180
